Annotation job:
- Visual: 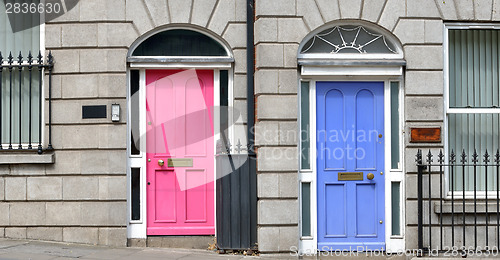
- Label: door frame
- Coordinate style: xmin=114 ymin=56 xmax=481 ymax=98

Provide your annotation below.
xmin=126 ymin=63 xmax=234 ymax=239
xmin=298 ymin=75 xmax=405 ymax=254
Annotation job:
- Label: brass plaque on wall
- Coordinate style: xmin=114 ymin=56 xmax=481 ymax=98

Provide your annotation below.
xmin=338 ymin=172 xmax=364 ymax=181
xmin=167 ymin=158 xmax=193 ymax=167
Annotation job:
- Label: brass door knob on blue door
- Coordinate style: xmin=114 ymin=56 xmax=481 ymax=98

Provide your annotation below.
xmin=367 ymin=173 xmax=375 ymax=180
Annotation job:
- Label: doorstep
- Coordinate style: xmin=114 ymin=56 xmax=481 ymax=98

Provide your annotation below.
xmin=128 ymin=236 xmax=215 ymax=249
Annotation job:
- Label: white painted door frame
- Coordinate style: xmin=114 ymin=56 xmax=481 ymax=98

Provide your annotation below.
xmin=298 ymin=72 xmax=405 ymax=255
xmin=126 ymin=63 xmax=234 ymax=239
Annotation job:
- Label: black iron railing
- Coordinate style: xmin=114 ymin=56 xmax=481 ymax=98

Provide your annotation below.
xmin=417 ymin=149 xmax=500 ymax=256
xmin=0 ymin=51 xmax=53 ymax=154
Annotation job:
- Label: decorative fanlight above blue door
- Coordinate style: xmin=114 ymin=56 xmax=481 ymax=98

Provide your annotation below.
xmin=300 ymin=25 xmax=400 ymax=55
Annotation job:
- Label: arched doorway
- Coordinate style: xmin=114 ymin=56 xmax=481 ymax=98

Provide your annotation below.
xmin=126 ymin=26 xmax=234 ymax=239
xmin=296 ymin=21 xmax=406 ymax=253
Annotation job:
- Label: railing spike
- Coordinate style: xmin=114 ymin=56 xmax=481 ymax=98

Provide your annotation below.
xmin=37 ymin=50 xmax=43 ymax=64
xmin=484 ymin=150 xmax=490 ymax=164
xmin=496 ymin=149 xmax=500 ymax=164
xmin=450 ymin=149 xmax=456 ymax=164
xmin=235 ymin=139 xmax=243 ymax=154
xmin=472 ymin=149 xmax=478 ymax=164
xmin=415 ymin=149 xmax=422 ymax=163
xmin=27 ymin=51 xmax=33 ymax=65
xmin=426 ymin=149 xmax=433 ymax=163
xmin=438 ymin=149 xmax=444 ymax=163
xmin=462 ymin=149 xmax=469 ymax=164
xmin=0 ymin=51 xmax=3 ymax=63
xmin=47 ymin=51 xmax=53 ymax=65
xmin=8 ymin=52 xmax=13 ymax=65
xmin=17 ymin=51 xmax=22 ymax=64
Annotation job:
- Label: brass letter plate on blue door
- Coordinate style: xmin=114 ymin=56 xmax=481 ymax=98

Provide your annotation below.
xmin=167 ymin=158 xmax=193 ymax=167
xmin=338 ymin=172 xmax=364 ymax=181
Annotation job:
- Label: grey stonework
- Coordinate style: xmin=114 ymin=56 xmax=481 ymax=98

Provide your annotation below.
xmin=0 ymin=0 xmax=247 ymax=248
xmin=253 ymin=0 xmax=500 ymax=254
xmin=0 ymin=0 xmax=499 ymax=253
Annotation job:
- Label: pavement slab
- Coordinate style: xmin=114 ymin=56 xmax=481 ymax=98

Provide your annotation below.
xmin=0 ymin=239 xmax=289 ymax=260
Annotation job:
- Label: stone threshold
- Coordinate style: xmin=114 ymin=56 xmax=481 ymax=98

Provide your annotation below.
xmin=128 ymin=236 xmax=215 ymax=250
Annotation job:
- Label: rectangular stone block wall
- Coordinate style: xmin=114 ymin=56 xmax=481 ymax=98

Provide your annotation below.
xmin=254 ymin=0 xmax=500 ymax=254
xmin=255 ymin=0 xmax=303 ymax=253
xmin=0 ymin=0 xmax=133 ymax=247
xmin=394 ymin=0 xmax=500 ymax=251
xmin=0 ymin=0 xmax=249 ymax=248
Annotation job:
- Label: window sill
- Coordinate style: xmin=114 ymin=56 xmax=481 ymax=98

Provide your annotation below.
xmin=0 ymin=152 xmax=54 ymax=164
xmin=435 ymin=202 xmax=500 ymax=214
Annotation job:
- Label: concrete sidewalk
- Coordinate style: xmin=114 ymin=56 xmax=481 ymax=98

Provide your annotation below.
xmin=0 ymin=239 xmax=291 ymax=260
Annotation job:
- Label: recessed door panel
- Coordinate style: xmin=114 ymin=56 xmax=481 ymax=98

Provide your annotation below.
xmin=185 ymin=169 xmax=208 ymax=223
xmin=324 ymin=90 xmax=345 ymax=170
xmin=154 ymin=170 xmax=176 ymax=223
xmin=356 ymin=90 xmax=377 ymax=170
xmin=185 ymin=77 xmax=209 ymax=157
xmin=356 ymin=183 xmax=376 ymax=237
xmin=325 ymin=184 xmax=347 ymax=237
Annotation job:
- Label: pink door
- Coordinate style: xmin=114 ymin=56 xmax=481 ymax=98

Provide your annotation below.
xmin=146 ymin=69 xmax=215 ymax=235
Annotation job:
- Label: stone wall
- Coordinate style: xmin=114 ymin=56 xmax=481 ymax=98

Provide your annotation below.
xmin=1 ymin=0 xmax=500 ymax=252
xmin=254 ymin=0 xmax=500 ymax=253
xmin=0 ymin=0 xmax=247 ymax=247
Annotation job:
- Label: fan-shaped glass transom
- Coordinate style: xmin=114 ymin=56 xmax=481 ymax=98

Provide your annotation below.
xmin=300 ymin=25 xmax=398 ymax=55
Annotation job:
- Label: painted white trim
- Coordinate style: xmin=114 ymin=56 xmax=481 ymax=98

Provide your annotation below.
xmin=385 ymin=79 xmax=406 ymax=251
xmin=447 ymin=108 xmax=500 ymax=114
xmin=40 ymin=12 xmax=47 ymax=150
xmin=443 ymin=23 xmax=451 ymax=197
xmin=127 ymin=69 xmax=147 ymax=238
xmin=298 ymin=76 xmax=405 ymax=254
xmin=301 ymin=66 xmax=403 ymax=76
xmin=445 ymin=22 xmax=500 ymax=29
xmin=299 ymin=54 xmax=404 ymax=60
xmin=129 ymin=62 xmax=232 ymax=69
xmin=126 ymin=67 xmax=232 ymax=239
xmin=228 ymin=69 xmax=235 ymax=149
xmin=214 ymin=69 xmax=220 ymax=237
xmin=443 ymin=23 xmax=500 ymax=199
xmin=298 ymin=79 xmax=318 ymax=255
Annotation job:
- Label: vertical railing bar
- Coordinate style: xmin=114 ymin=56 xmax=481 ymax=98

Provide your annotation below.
xmin=427 ymin=150 xmax=433 ymax=251
xmin=462 ymin=150 xmax=467 ymax=250
xmin=17 ymin=52 xmax=22 ymax=149
xmin=47 ymin=52 xmax=53 ymax=150
xmin=37 ymin=51 xmax=42 ymax=154
xmin=8 ymin=52 xmax=13 ymax=149
xmin=485 ymin=151 xmax=490 ymax=248
xmin=27 ymin=52 xmax=33 ymax=149
xmin=451 ymin=150 xmax=456 ymax=249
xmin=438 ymin=150 xmax=444 ymax=250
xmin=473 ymin=150 xmax=478 ymax=250
xmin=0 ymin=52 xmax=3 ymax=150
xmin=417 ymin=149 xmax=424 ymax=252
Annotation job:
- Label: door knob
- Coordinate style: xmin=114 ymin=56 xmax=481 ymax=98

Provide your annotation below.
xmin=158 ymin=160 xmax=164 ymax=166
xmin=367 ymin=173 xmax=375 ymax=180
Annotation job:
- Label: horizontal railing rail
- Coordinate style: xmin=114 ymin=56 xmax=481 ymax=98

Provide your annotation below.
xmin=0 ymin=51 xmax=53 ymax=154
xmin=417 ymin=149 xmax=500 ymax=257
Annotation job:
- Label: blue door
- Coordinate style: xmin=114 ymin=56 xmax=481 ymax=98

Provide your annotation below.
xmin=317 ymin=81 xmax=385 ymax=251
